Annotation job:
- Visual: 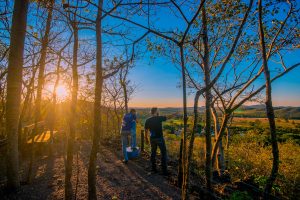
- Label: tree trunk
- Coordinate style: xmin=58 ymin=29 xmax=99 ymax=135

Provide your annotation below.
xmin=18 ymin=66 xmax=38 ymax=154
xmin=178 ymin=136 xmax=183 ymax=187
xmin=211 ymin=114 xmax=230 ymax=170
xmin=112 ymin=111 xmax=117 ymax=135
xmin=211 ymin=107 xmax=219 ymax=169
xmin=204 ymin=75 xmax=212 ymax=191
xmin=106 ymin=107 xmax=111 ymax=135
xmin=123 ymin=84 xmax=128 ymax=114
xmin=211 ymin=106 xmax=225 ymax=175
xmin=182 ymin=90 xmax=201 ymax=199
xmin=120 ymin=65 xmax=129 ymax=114
xmin=258 ymin=0 xmax=279 ymax=197
xmin=88 ymin=1 xmax=103 ymax=199
xmin=202 ymin=5 xmax=212 ymax=191
xmin=34 ymin=0 xmax=54 ymax=124
xmin=225 ymin=127 xmax=230 ymax=169
xmin=5 ymin=0 xmax=29 ymax=190
xmin=28 ymin=0 xmax=54 ymax=183
xmin=115 ymin=109 xmax=120 ymax=135
xmin=113 ymin=100 xmax=120 ymax=135
xmin=217 ymin=138 xmax=225 ymax=174
xmin=65 ymin=23 xmax=79 ymax=200
xmin=179 ymin=45 xmax=188 ymax=197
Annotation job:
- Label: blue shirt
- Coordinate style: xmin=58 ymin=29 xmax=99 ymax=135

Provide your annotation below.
xmin=121 ymin=113 xmax=136 ymax=131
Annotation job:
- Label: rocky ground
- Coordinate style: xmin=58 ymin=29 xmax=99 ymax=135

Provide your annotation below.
xmin=1 ymin=140 xmax=181 ymax=200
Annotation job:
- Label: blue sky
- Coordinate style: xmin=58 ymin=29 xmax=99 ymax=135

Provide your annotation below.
xmin=122 ymin=1 xmax=300 ymax=108
xmin=128 ymin=51 xmax=300 ymax=108
xmin=128 ymin=58 xmax=184 ymax=107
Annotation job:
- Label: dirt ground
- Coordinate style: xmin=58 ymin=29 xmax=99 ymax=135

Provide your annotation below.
xmin=0 ymin=141 xmax=181 ymax=200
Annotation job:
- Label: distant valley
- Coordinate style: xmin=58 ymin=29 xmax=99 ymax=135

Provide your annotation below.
xmin=135 ymin=105 xmax=300 ymax=119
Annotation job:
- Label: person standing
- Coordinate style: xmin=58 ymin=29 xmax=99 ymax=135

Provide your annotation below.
xmin=145 ymin=107 xmax=173 ymax=175
xmin=121 ymin=109 xmax=137 ymax=164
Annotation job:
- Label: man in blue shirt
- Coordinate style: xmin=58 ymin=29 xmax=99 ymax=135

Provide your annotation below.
xmin=121 ymin=109 xmax=137 ymax=163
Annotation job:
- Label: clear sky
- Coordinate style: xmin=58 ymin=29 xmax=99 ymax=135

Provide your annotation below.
xmin=128 ymin=53 xmax=300 ymax=108
xmin=124 ymin=2 xmax=300 ymax=108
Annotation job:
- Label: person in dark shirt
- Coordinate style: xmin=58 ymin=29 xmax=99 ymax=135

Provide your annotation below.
xmin=145 ymin=107 xmax=173 ymax=175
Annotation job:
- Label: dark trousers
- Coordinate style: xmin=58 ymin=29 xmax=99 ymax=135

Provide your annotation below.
xmin=150 ymin=137 xmax=167 ymax=173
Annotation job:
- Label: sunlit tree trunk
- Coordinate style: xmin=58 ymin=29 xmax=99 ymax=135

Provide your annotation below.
xmin=202 ymin=5 xmax=212 ymax=191
xmin=88 ymin=0 xmax=103 ymax=199
xmin=258 ymin=0 xmax=279 ymax=197
xmin=5 ymin=0 xmax=29 ymax=190
xmin=65 ymin=23 xmax=79 ymax=200
xmin=211 ymin=106 xmax=225 ymax=175
xmin=211 ymin=113 xmax=230 ymax=172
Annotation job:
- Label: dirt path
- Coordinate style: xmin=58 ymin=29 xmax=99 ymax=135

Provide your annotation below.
xmin=1 ymin=141 xmax=180 ymax=200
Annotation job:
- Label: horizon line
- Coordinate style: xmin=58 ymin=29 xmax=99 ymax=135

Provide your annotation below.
xmin=129 ymin=104 xmax=300 ymax=109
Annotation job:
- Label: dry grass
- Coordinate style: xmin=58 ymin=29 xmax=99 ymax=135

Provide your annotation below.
xmin=228 ymin=133 xmax=300 ymax=196
xmin=135 ymin=120 xmax=299 ymax=198
xmin=163 ymin=132 xmax=299 ymax=198
xmin=232 ymin=117 xmax=300 ymax=129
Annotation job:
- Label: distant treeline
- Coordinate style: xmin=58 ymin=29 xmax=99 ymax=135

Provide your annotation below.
xmin=135 ymin=105 xmax=300 ymax=120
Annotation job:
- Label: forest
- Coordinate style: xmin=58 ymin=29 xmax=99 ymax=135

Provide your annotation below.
xmin=0 ymin=0 xmax=299 ymax=200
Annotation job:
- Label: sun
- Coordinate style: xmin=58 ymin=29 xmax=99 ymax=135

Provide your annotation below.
xmin=55 ymin=85 xmax=69 ymax=101
xmin=45 ymin=83 xmax=70 ymax=102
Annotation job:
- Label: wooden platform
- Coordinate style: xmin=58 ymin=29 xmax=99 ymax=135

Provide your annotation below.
xmin=27 ymin=131 xmax=57 ymax=144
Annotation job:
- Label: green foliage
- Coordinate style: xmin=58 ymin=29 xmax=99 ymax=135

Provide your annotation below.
xmin=149 ymin=113 xmax=298 ymax=198
xmin=228 ymin=133 xmax=300 ymax=198
xmin=254 ymin=175 xmax=281 ymax=193
xmin=228 ymin=191 xmax=252 ymax=200
xmin=279 ymin=133 xmax=300 ymax=144
xmin=254 ymin=175 xmax=268 ymax=189
xmin=234 ymin=106 xmax=300 ymax=119
xmin=163 ymin=124 xmax=175 ymax=134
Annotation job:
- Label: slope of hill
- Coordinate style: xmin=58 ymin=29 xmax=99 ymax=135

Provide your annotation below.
xmin=135 ymin=105 xmax=300 ymax=119
xmin=235 ymin=105 xmax=300 ymax=119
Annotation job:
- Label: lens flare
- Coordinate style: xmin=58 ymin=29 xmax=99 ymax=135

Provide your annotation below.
xmin=55 ymin=85 xmax=69 ymax=101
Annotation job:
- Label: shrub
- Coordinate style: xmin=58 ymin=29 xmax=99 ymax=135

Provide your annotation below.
xmin=228 ymin=136 xmax=300 ymax=198
xmin=228 ymin=191 xmax=252 ymax=200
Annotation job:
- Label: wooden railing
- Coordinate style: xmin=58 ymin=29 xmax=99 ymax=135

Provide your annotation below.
xmin=0 ymin=138 xmax=7 ymax=148
xmin=140 ymin=129 xmax=145 ymax=152
xmin=23 ymin=121 xmax=45 ymax=142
